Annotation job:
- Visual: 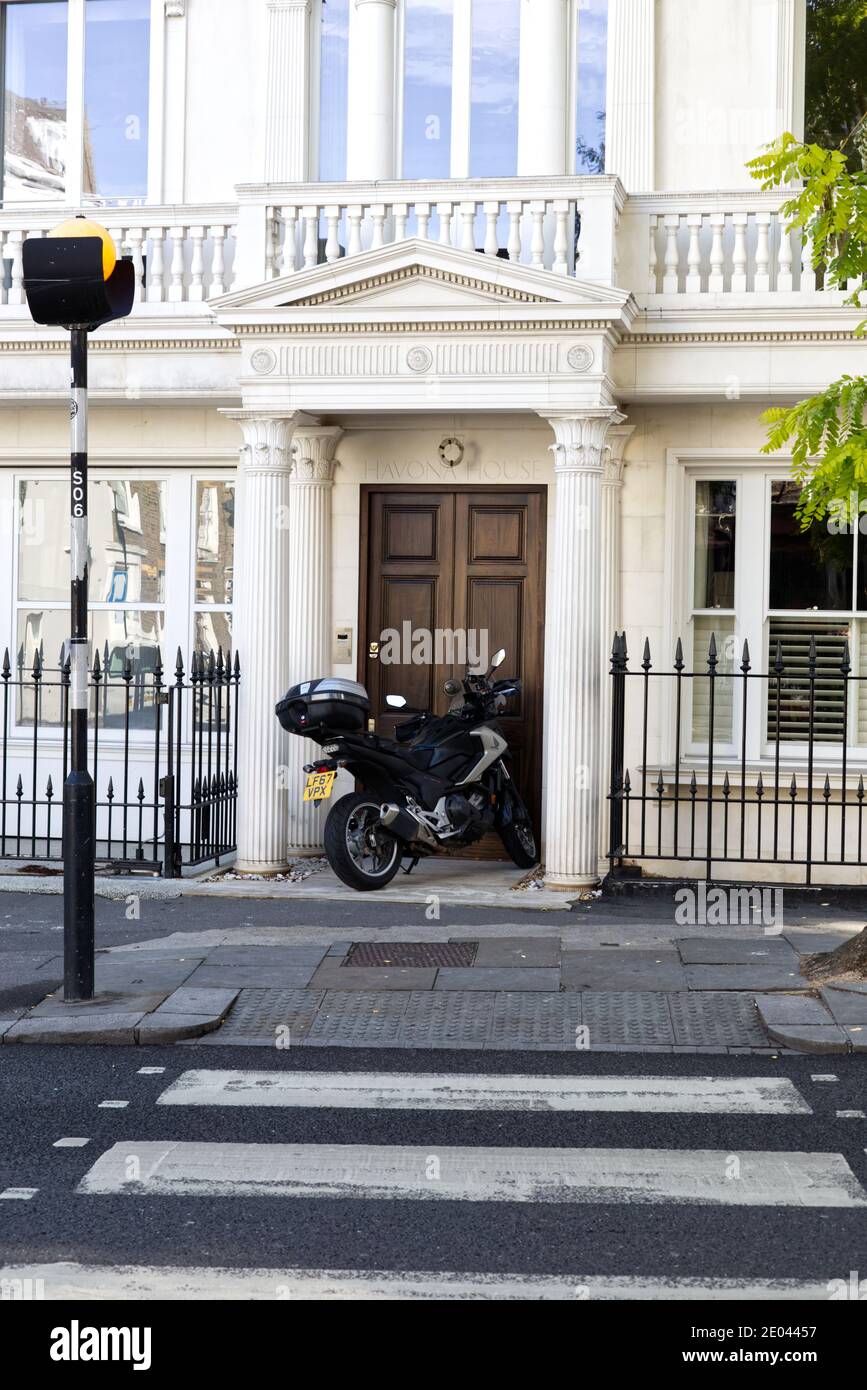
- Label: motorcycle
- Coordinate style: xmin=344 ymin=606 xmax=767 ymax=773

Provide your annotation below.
xmin=276 ymin=649 xmax=538 ymax=891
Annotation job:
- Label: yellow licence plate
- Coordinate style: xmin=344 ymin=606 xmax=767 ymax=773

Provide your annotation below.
xmin=304 ymin=771 xmax=336 ymax=802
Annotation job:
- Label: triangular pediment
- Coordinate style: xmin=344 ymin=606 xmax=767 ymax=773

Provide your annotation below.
xmin=211 ymin=238 xmax=630 ymax=316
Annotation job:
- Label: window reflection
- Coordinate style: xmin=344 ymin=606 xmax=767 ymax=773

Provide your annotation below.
xmin=403 ymin=0 xmax=452 ymax=179
xmin=83 ymin=0 xmax=150 ymax=202
xmin=3 ymin=1 xmax=69 ymax=202
xmin=693 ymin=480 xmax=736 ymax=610
xmin=319 ymin=0 xmax=349 ymax=180
xmin=769 ymin=481 xmax=853 ymax=611
xmin=470 ymin=0 xmax=519 ymax=177
xmin=195 ymin=480 xmax=234 ymax=605
xmin=576 ymin=0 xmax=607 ymax=174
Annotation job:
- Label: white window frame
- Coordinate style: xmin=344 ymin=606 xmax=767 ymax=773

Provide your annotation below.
xmin=189 ymin=471 xmax=235 ymax=666
xmin=0 ymin=452 xmax=235 ymax=744
xmin=664 ymin=448 xmax=867 ymax=772
xmin=1 ymin=0 xmax=167 ymax=206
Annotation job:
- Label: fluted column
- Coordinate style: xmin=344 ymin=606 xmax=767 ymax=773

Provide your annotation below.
xmin=286 ymin=425 xmax=343 ymax=852
xmin=517 ymin=0 xmax=570 ymax=175
xmin=604 ymin=0 xmax=655 ymax=190
xmin=542 ymin=410 xmax=624 ymax=889
xmin=346 ymin=0 xmax=397 ymax=179
xmin=598 ymin=424 xmax=634 ymax=855
xmin=265 ymin=0 xmax=312 ymax=182
xmin=225 ymin=411 xmax=298 ymax=872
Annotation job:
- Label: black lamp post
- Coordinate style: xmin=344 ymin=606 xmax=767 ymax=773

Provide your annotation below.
xmin=22 ymin=217 xmax=135 ymax=1000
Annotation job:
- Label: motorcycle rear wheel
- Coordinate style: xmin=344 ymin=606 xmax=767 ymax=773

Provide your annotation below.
xmin=324 ymin=792 xmax=402 ymax=891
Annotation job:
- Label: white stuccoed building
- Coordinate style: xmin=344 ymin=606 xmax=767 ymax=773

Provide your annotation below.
xmin=0 ymin=0 xmax=863 ymax=889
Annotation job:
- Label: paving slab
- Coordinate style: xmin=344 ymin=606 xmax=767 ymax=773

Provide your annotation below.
xmin=153 ymin=986 xmax=239 ymax=1018
xmin=3 ymin=1012 xmax=146 ymax=1045
xmin=487 ymin=992 xmax=583 ymax=1050
xmin=783 ymin=930 xmax=861 ymax=956
xmin=820 ymin=988 xmax=867 ymax=1026
xmin=581 ymin=991 xmax=675 ymax=1046
xmin=193 ymin=988 xmax=326 ymax=1046
xmin=820 ymin=978 xmax=867 ymax=995
xmin=668 ymin=992 xmax=769 ymax=1048
xmin=397 ymin=991 xmax=496 ymax=1049
xmin=28 ymin=990 xmax=169 ymax=1018
xmin=676 ymin=938 xmax=798 ymax=966
xmin=434 ymin=967 xmax=560 ymax=992
xmin=307 ymin=961 xmax=437 ymax=992
xmin=185 ymin=964 xmax=318 ymax=989
xmin=304 ymin=991 xmax=408 ymax=1046
xmin=758 ymin=1022 xmax=851 ymax=1054
xmin=90 ymin=963 xmax=199 ymax=990
xmin=470 ymin=937 xmax=561 ymax=968
xmin=200 ymin=946 xmax=329 ymax=969
xmin=685 ymin=962 xmax=805 ymax=992
xmin=0 ymin=1018 xmax=20 ymax=1039
xmin=755 ymin=995 xmax=833 ymax=1027
xmin=561 ymin=950 xmax=686 ymax=992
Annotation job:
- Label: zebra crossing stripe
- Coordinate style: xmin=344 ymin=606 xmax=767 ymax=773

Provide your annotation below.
xmin=0 ymin=1262 xmax=841 ymax=1301
xmin=76 ymin=1142 xmax=867 ymax=1207
xmin=156 ymin=1070 xmax=812 ymax=1115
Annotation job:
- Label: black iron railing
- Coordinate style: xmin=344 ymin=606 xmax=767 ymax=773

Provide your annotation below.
xmin=0 ymin=646 xmax=239 ymax=875
xmin=607 ymin=631 xmax=867 ymax=885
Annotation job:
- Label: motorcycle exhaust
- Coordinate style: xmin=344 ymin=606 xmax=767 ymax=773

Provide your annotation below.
xmin=380 ymin=802 xmax=436 ymax=846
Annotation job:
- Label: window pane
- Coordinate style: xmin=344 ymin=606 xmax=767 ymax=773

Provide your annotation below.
xmin=18 ymin=479 xmax=67 ymax=602
xmin=470 ymin=0 xmax=519 ymax=176
xmin=691 ymin=614 xmax=734 ymax=742
xmin=18 ymin=478 xmax=165 ymax=604
xmin=3 ymin=1 xmax=68 ymax=202
xmin=195 ymin=610 xmax=233 ymax=660
xmin=89 ymin=480 xmax=166 ymax=603
xmin=767 ymin=617 xmax=848 ymax=744
xmin=83 ymin=0 xmax=150 ymax=201
xmin=319 ymin=0 xmax=349 ymax=180
xmin=576 ymin=0 xmax=607 ymax=173
xmin=693 ymin=480 xmax=736 ymax=609
xmin=403 ymin=0 xmax=452 ymax=179
xmin=195 ymin=480 xmax=235 ymax=605
xmin=769 ymin=481 xmax=853 ymax=611
xmin=16 ymin=607 xmax=164 ymax=726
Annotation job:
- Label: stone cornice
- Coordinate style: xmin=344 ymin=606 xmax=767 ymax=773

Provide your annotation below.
xmin=291 ymin=265 xmax=551 ymax=306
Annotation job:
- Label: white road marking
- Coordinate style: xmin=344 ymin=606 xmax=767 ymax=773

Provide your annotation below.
xmin=76 ymin=1143 xmax=867 ymax=1207
xmin=137 ymin=1067 xmax=166 ymax=1076
xmin=811 ymin=1074 xmax=838 ymax=1083
xmin=837 ymin=1110 xmax=865 ymax=1119
xmin=156 ymin=1070 xmax=812 ymax=1116
xmin=0 ymin=1262 xmax=841 ymax=1302
xmin=0 ymin=1188 xmax=38 ymax=1200
xmin=53 ymin=1138 xmax=90 ymax=1148
xmin=97 ymin=1101 xmax=129 ymax=1109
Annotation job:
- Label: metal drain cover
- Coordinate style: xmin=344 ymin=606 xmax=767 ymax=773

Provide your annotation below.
xmin=344 ymin=941 xmax=478 ymax=968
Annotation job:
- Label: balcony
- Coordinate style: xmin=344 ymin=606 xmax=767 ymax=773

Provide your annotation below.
xmin=0 ymin=180 xmax=853 ymax=316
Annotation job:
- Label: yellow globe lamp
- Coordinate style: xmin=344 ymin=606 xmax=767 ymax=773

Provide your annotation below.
xmin=48 ymin=215 xmax=116 ymax=281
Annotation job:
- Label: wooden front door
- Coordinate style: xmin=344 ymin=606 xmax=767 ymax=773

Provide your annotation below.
xmin=360 ymin=486 xmax=546 ymax=850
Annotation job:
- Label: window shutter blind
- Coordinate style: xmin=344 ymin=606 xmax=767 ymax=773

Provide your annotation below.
xmin=766 ymin=619 xmax=848 ymax=743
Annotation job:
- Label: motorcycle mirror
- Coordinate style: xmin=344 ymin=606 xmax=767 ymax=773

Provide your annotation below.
xmin=490 ymin=649 xmax=506 ymax=670
xmin=386 ymin=694 xmax=407 ymax=708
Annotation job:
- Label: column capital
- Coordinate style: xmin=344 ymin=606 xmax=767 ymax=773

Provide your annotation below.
xmin=602 ymin=422 xmax=636 ymax=487
xmin=542 ymin=410 xmax=626 ymax=475
xmin=354 ymin=0 xmax=398 ymax=7
xmin=267 ymin=1 xmax=311 ymax=8
xmin=221 ymin=410 xmax=309 ymax=475
xmin=290 ymin=425 xmax=344 ymax=484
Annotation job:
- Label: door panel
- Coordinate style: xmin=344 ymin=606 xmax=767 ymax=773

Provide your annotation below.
xmin=362 ymin=487 xmax=545 ymax=857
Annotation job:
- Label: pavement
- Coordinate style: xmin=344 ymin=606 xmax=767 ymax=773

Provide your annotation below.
xmin=1 ymin=875 xmax=865 ymax=1053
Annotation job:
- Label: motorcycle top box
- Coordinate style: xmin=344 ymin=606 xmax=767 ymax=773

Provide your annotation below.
xmin=275 ymin=677 xmax=370 ymax=736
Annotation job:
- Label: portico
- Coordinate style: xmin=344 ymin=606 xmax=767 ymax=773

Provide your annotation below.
xmin=214 ymin=239 xmax=635 ymax=886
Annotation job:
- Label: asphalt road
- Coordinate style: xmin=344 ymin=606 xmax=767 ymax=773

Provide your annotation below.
xmin=2 ymin=1043 xmax=865 ymax=1292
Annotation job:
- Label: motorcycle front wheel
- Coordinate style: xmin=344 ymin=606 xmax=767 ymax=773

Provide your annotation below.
xmin=498 ymin=791 xmax=538 ymax=868
xmin=324 ymin=792 xmax=402 ymax=891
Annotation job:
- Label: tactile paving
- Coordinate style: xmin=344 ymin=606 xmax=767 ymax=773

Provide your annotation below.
xmin=199 ymin=988 xmax=324 ymax=1045
xmin=304 ymin=990 xmax=408 ymax=1046
xmin=398 ymin=991 xmax=495 ymax=1049
xmin=489 ymin=992 xmax=583 ymax=1050
xmin=668 ymin=991 xmax=770 ymax=1047
xmin=581 ymin=991 xmax=675 ymax=1046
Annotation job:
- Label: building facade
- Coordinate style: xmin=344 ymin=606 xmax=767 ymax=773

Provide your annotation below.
xmin=1 ymin=0 xmax=862 ymax=888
